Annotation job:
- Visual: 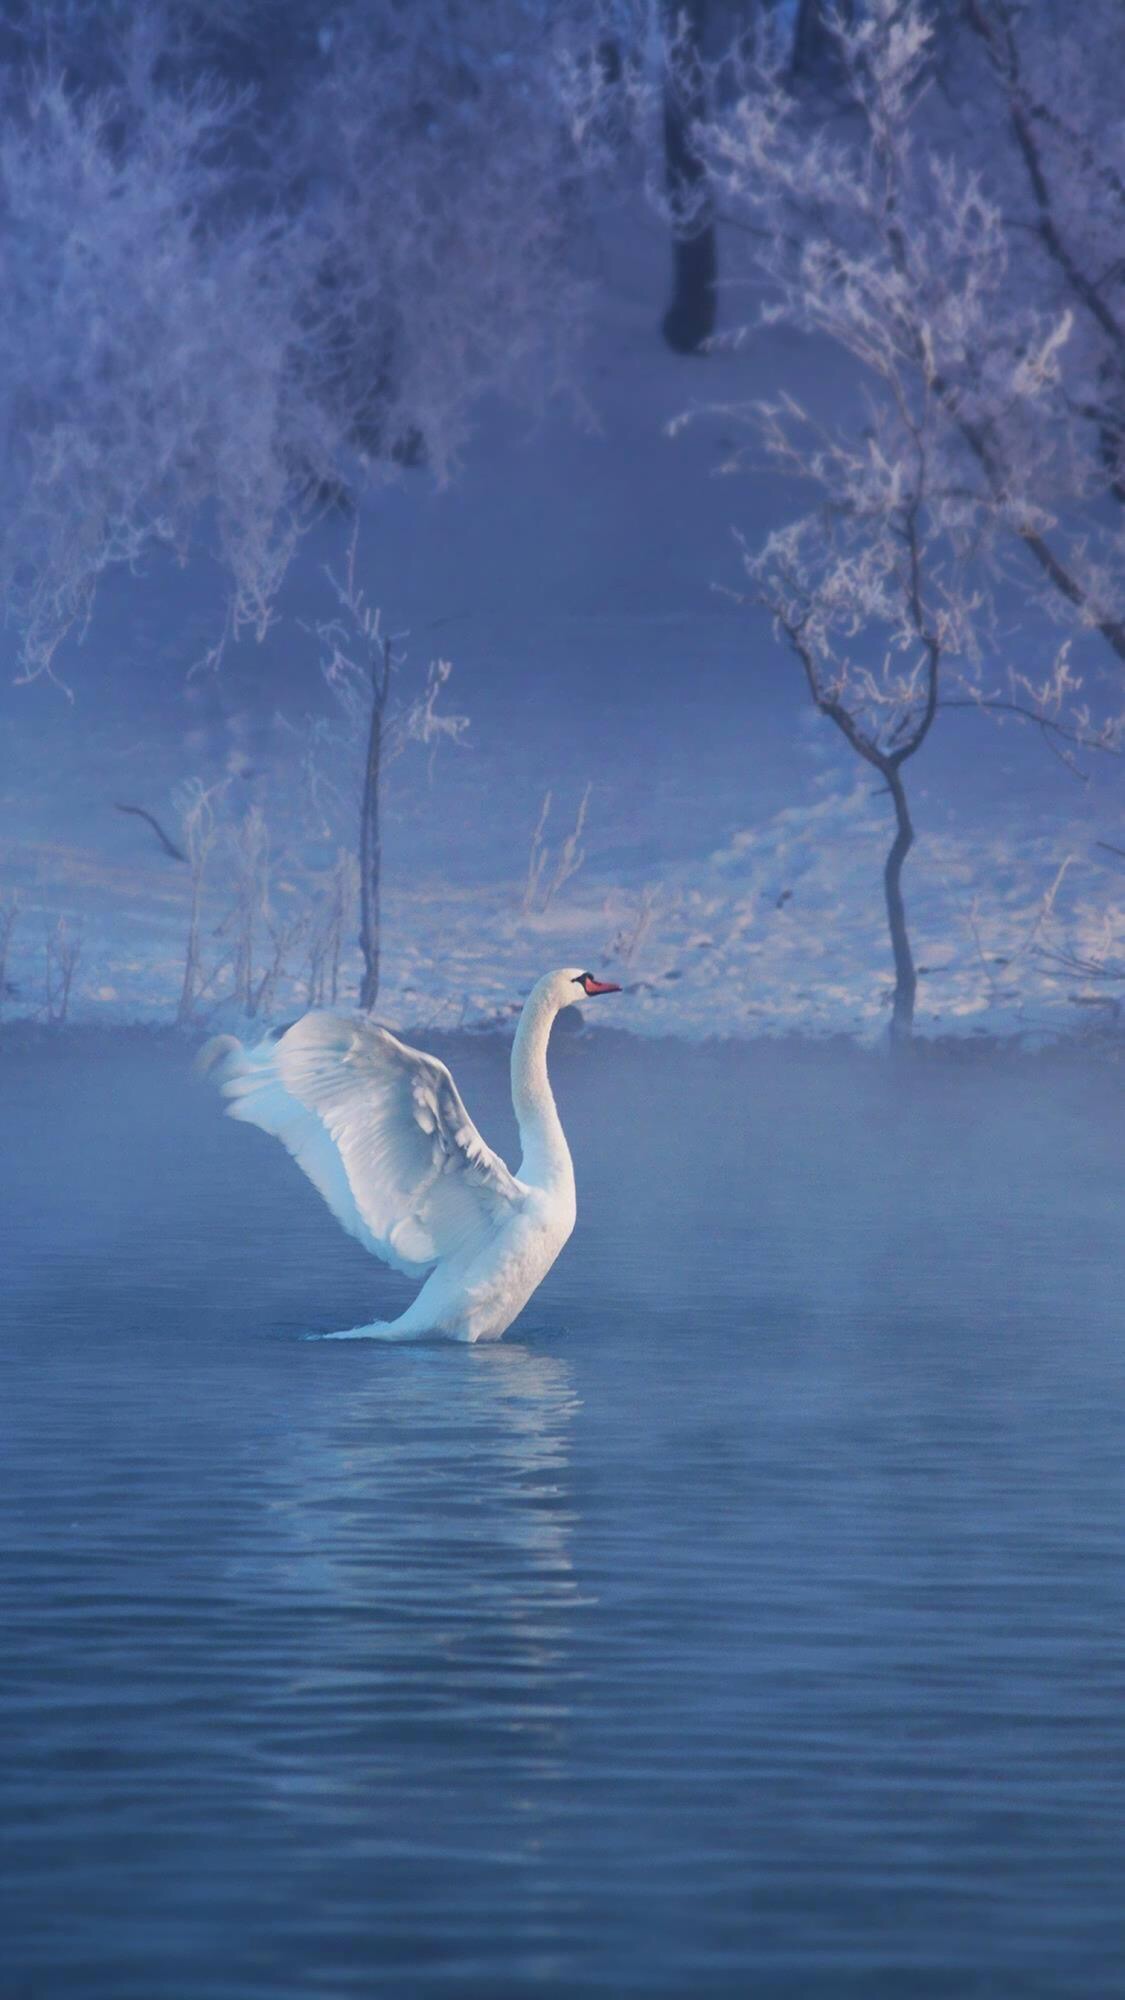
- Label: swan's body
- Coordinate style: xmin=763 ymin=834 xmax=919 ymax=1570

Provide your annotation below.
xmin=200 ymin=967 xmax=618 ymax=1342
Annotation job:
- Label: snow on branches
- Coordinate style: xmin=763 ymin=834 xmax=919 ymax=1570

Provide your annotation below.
xmin=0 ymin=2 xmax=594 ymax=686
xmin=657 ymin=0 xmax=1125 ymax=1034
xmin=0 ymin=51 xmax=308 ymax=687
xmin=691 ymin=0 xmax=1125 ymax=691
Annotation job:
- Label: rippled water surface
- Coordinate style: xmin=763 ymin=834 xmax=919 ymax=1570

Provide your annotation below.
xmin=3 ymin=1031 xmax=1124 ymax=1998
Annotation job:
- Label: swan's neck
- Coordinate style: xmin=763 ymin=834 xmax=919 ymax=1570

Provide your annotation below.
xmin=511 ymin=989 xmax=573 ymax=1194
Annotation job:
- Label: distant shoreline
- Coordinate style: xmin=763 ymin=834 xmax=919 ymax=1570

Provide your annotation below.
xmin=3 ymin=1016 xmax=1124 ymax=1073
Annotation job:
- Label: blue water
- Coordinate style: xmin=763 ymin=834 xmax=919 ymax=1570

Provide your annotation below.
xmin=3 ymin=1031 xmax=1124 ymax=1998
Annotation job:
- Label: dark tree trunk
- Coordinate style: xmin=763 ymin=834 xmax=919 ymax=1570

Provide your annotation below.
xmin=883 ymin=763 xmax=917 ymax=1043
xmin=661 ymin=0 xmax=717 ymax=355
xmin=358 ymin=689 xmax=383 ymax=1012
xmin=791 ymin=0 xmax=823 ymax=74
xmin=791 ymin=0 xmax=854 ymax=77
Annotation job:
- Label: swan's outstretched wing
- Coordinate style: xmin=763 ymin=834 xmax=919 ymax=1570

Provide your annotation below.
xmin=202 ymin=1012 xmax=524 ymax=1276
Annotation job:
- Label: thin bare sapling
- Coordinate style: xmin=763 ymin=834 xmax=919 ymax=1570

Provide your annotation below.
xmin=313 ymin=533 xmax=468 ymax=1011
xmin=303 ymin=850 xmax=359 ymax=1010
xmin=218 ymin=802 xmax=313 ymax=1020
xmin=221 ymin=804 xmax=269 ymax=1016
xmin=175 ymin=778 xmax=228 ymax=1025
xmin=44 ymin=915 xmax=81 ymax=1026
xmin=0 ymin=895 xmax=19 ymax=1016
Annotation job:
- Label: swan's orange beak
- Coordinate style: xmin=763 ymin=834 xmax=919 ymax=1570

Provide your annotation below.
xmin=582 ymin=977 xmax=620 ymax=996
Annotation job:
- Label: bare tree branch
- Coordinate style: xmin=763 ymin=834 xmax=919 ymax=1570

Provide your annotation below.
xmin=114 ymin=802 xmax=188 ymax=864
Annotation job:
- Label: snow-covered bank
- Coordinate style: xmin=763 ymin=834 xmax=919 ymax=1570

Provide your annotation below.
xmin=2 ymin=199 xmax=1123 ymax=1047
xmin=2 ymin=789 xmax=1123 ymax=1043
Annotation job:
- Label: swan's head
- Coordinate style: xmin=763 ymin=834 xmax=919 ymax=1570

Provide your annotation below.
xmin=537 ymin=966 xmax=621 ymax=1012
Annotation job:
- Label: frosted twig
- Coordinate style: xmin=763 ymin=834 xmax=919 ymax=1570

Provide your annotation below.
xmin=522 ymin=791 xmax=553 ymax=914
xmin=545 ymin=782 xmax=592 ymax=909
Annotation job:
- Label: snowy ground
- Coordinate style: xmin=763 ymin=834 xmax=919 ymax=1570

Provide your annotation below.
xmin=2 ymin=206 xmax=1124 ymax=1045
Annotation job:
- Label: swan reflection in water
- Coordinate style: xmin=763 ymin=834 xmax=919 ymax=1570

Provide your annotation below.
xmin=225 ymin=1340 xmax=586 ymax=1777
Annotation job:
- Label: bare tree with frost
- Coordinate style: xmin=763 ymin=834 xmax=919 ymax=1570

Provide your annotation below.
xmin=175 ymin=777 xmax=227 ymax=1025
xmin=0 ymin=2 xmax=593 ymax=687
xmin=670 ymin=0 xmax=1125 ymax=1034
xmin=44 ymin=915 xmax=81 ymax=1026
xmin=312 ymin=534 xmax=469 ymax=1013
xmin=0 ymin=896 xmax=21 ymax=1018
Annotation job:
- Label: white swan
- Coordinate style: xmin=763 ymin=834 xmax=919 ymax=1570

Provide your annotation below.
xmin=199 ymin=967 xmax=620 ymax=1342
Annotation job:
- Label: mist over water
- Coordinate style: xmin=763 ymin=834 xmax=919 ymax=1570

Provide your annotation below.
xmin=3 ymin=1033 xmax=1125 ymax=1997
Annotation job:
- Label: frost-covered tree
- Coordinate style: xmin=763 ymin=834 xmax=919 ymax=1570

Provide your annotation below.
xmin=697 ymin=0 xmax=1125 ymax=661
xmin=0 ymin=2 xmax=593 ymax=687
xmin=0 ymin=44 xmax=307 ymax=686
xmin=672 ymin=0 xmax=1125 ymax=1034
xmin=959 ymin=0 xmax=1125 ymax=544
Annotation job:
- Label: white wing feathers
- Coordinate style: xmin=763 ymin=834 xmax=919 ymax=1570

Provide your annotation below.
xmin=205 ymin=1012 xmax=524 ymax=1277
